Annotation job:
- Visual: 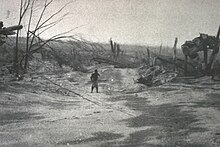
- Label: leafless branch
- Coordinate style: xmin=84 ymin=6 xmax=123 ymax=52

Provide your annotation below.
xmin=37 ymin=13 xmax=69 ymax=35
xmin=35 ymin=1 xmax=72 ymax=32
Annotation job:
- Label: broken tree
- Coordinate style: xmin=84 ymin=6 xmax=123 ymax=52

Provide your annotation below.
xmin=181 ymin=25 xmax=220 ymax=76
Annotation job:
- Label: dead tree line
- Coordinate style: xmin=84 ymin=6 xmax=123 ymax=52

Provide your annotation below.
xmin=109 ymin=38 xmax=122 ymax=59
xmin=145 ymin=38 xmax=178 ymax=69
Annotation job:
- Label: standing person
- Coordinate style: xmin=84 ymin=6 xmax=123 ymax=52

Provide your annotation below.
xmin=90 ymin=69 xmax=100 ymax=93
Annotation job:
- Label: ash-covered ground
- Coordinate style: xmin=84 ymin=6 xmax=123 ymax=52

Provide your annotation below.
xmin=0 ymin=66 xmax=220 ymax=147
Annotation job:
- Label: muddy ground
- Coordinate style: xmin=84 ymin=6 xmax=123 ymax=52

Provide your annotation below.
xmin=0 ymin=65 xmax=220 ymax=147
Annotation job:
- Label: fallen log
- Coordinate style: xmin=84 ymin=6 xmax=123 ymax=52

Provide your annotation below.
xmin=92 ymin=57 xmax=136 ymax=68
xmin=0 ymin=25 xmax=23 ymax=35
xmin=137 ymin=75 xmax=153 ymax=86
xmin=155 ymin=56 xmax=196 ymax=70
xmin=137 ymin=66 xmax=177 ymax=86
xmin=163 ymin=83 xmax=220 ymax=90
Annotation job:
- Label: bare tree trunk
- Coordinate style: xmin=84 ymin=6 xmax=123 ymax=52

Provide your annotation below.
xmin=203 ymin=48 xmax=208 ymax=74
xmin=110 ymin=38 xmax=115 ymax=58
xmin=113 ymin=42 xmax=117 ymax=59
xmin=24 ymin=0 xmax=35 ymax=73
xmin=14 ymin=30 xmax=20 ymax=77
xmin=153 ymin=57 xmax=157 ymax=66
xmin=209 ymin=25 xmax=220 ymax=76
xmin=116 ymin=44 xmax=120 ymax=58
xmin=173 ymin=37 xmax=178 ymax=71
xmin=146 ymin=48 xmax=150 ymax=57
xmin=146 ymin=48 xmax=151 ymax=66
xmin=24 ymin=31 xmax=30 ymax=73
xmin=159 ymin=43 xmax=162 ymax=56
xmin=15 ymin=0 xmax=30 ymax=77
xmin=184 ymin=55 xmax=188 ymax=76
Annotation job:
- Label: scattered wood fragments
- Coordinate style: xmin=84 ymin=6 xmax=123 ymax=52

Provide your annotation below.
xmin=136 ymin=65 xmax=177 ymax=86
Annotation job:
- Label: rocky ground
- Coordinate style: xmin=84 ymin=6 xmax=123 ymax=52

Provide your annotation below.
xmin=0 ymin=65 xmax=220 ymax=147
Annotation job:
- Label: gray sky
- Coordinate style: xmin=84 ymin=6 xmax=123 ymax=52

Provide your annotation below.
xmin=1 ymin=0 xmax=220 ymax=47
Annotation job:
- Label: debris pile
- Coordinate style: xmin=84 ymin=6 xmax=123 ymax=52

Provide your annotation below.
xmin=181 ymin=25 xmax=220 ymax=76
xmin=137 ymin=65 xmax=177 ymax=86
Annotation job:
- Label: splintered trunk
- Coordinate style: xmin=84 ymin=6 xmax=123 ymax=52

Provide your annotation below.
xmin=147 ymin=48 xmax=150 ymax=58
xmin=208 ymin=25 xmax=220 ymax=75
xmin=110 ymin=39 xmax=114 ymax=54
xmin=109 ymin=38 xmax=116 ymax=59
xmin=204 ymin=48 xmax=208 ymax=73
xmin=173 ymin=37 xmax=178 ymax=71
xmin=116 ymin=44 xmax=120 ymax=57
xmin=14 ymin=30 xmax=20 ymax=77
xmin=24 ymin=31 xmax=30 ymax=73
xmin=159 ymin=43 xmax=162 ymax=56
xmin=113 ymin=42 xmax=117 ymax=58
xmin=153 ymin=57 xmax=157 ymax=66
xmin=184 ymin=55 xmax=188 ymax=76
xmin=146 ymin=48 xmax=151 ymax=66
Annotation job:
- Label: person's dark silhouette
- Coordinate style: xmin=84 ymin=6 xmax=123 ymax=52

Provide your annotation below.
xmin=90 ymin=69 xmax=100 ymax=93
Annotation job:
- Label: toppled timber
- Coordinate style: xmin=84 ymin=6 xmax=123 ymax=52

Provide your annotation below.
xmin=156 ymin=56 xmax=196 ymax=71
xmin=0 ymin=25 xmax=23 ymax=35
xmin=155 ymin=55 xmax=204 ymax=77
xmin=92 ymin=57 xmax=137 ymax=68
xmin=137 ymin=66 xmax=177 ymax=86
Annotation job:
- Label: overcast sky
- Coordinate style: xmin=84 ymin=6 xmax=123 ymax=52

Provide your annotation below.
xmin=1 ymin=0 xmax=220 ymax=47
